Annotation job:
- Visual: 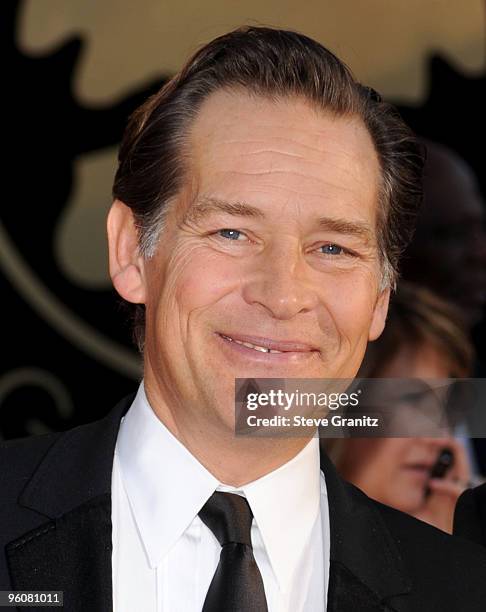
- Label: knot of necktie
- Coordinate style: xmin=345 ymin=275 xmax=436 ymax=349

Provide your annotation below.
xmin=198 ymin=491 xmax=253 ymax=547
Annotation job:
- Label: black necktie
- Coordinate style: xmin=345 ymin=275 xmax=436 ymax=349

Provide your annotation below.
xmin=198 ymin=492 xmax=269 ymax=612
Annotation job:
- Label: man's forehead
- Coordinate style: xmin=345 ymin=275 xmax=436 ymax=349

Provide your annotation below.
xmin=188 ymin=88 xmax=371 ymax=163
xmin=179 ymin=88 xmax=382 ymax=234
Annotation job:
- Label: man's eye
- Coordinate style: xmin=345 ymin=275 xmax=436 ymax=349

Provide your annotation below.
xmin=217 ymin=229 xmax=246 ymax=241
xmin=319 ymin=244 xmax=344 ymax=255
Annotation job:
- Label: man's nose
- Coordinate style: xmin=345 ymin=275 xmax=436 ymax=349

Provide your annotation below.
xmin=241 ymin=242 xmax=319 ymax=320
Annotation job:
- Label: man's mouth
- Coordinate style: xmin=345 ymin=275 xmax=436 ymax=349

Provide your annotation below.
xmin=217 ymin=332 xmax=319 ymax=355
xmin=220 ymin=334 xmax=284 ymax=353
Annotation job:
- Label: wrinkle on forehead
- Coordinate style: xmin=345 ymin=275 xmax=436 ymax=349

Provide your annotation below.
xmin=190 ymin=87 xmax=376 ymax=158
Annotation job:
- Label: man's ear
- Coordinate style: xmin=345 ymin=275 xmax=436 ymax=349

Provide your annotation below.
xmin=368 ymin=287 xmax=391 ymax=341
xmin=107 ymin=199 xmax=146 ymax=304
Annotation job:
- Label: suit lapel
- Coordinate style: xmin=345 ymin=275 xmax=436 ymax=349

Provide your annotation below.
xmin=7 ymin=495 xmax=112 ymax=611
xmin=6 ymin=394 xmax=134 ymax=612
xmin=320 ymin=447 xmax=412 ymax=612
xmin=327 ymin=560 xmax=394 ymax=612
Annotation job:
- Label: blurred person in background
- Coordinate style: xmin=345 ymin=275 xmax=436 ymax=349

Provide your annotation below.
xmin=401 ymin=140 xmax=486 ymax=331
xmin=328 ymin=282 xmax=476 ymax=533
xmin=400 ymin=143 xmax=486 ymax=476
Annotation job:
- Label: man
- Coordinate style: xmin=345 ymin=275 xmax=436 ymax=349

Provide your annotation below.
xmin=2 ymin=26 xmax=486 ymax=612
xmin=454 ymin=483 xmax=486 ymax=547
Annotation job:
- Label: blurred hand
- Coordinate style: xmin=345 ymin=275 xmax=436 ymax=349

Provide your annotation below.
xmin=413 ymin=437 xmax=470 ymax=533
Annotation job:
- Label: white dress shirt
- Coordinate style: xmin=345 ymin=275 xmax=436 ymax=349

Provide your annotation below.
xmin=111 ymin=382 xmax=330 ymax=611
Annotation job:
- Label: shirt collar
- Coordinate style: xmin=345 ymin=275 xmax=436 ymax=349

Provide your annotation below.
xmin=116 ymin=381 xmax=322 ymax=591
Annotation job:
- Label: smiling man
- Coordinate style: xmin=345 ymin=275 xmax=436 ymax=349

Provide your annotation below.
xmin=2 ymin=26 xmax=486 ymax=612
xmin=110 ymin=87 xmax=388 ymax=485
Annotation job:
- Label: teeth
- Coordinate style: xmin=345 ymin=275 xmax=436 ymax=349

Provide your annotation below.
xmin=221 ymin=334 xmax=283 ymax=353
xmin=242 ymin=341 xmax=268 ymax=352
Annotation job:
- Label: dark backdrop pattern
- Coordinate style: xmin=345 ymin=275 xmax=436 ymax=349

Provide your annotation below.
xmin=1 ymin=0 xmax=167 ymax=437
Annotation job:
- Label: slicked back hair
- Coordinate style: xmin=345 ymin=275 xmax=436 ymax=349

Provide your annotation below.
xmin=112 ymin=26 xmax=424 ymax=352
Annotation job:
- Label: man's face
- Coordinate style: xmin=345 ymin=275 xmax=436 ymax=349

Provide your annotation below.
xmin=140 ymin=89 xmax=388 ymax=431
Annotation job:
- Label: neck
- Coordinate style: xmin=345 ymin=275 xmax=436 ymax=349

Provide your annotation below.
xmin=143 ymin=377 xmax=314 ymax=487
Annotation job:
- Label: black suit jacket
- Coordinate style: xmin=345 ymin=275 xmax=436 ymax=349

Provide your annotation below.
xmin=2 ymin=394 xmax=486 ymax=612
xmin=454 ymin=484 xmax=486 ymax=548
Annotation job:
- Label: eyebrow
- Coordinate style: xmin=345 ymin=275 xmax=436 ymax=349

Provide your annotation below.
xmin=183 ymin=197 xmax=266 ymax=224
xmin=184 ymin=197 xmax=375 ymax=245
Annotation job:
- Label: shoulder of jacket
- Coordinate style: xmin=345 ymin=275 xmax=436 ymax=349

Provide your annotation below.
xmin=0 ymin=430 xmax=66 ymax=498
xmin=372 ymin=495 xmax=486 ymax=569
xmin=0 ymin=415 xmax=108 ymax=501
